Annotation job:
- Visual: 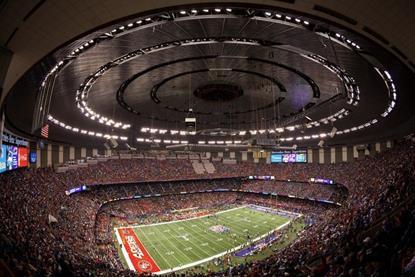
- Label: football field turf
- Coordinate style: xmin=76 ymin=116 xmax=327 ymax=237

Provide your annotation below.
xmin=115 ymin=205 xmax=295 ymax=274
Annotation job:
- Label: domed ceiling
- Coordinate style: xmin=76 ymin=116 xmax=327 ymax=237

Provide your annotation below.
xmin=4 ymin=3 xmax=415 ymax=148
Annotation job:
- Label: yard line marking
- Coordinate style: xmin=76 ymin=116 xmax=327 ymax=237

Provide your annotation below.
xmin=137 ymin=227 xmax=177 ymax=269
xmin=118 ymin=206 xmax=246 ymax=229
xmin=155 ymin=218 xmax=295 ymax=275
xmin=166 ymin=223 xmax=208 ymax=262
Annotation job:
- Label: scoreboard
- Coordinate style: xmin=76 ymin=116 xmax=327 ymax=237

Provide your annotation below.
xmin=271 ymin=149 xmax=307 ymax=163
xmin=0 ymin=144 xmax=29 ymax=173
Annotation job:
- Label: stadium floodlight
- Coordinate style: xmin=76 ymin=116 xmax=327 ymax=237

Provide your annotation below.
xmin=198 ymin=141 xmax=206 ymax=144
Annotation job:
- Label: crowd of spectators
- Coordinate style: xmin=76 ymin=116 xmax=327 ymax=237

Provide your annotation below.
xmin=0 ymin=140 xmax=414 ymax=276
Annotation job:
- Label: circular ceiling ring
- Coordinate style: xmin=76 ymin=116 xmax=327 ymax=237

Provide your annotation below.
xmin=115 ymin=53 xmax=323 ymax=118
xmin=79 ymin=37 xmax=359 ymax=131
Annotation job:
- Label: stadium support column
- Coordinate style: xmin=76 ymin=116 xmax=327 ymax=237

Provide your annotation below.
xmin=319 ymin=148 xmax=324 ymax=164
xmin=69 ymin=146 xmax=75 ymax=160
xmin=386 ymin=141 xmax=392 ymax=148
xmin=307 ymin=149 xmax=312 ymax=163
xmin=36 ymin=146 xmax=41 ymax=169
xmin=330 ymin=147 xmax=336 ymax=163
xmin=342 ymin=146 xmax=347 ymax=162
xmin=81 ymin=147 xmax=86 ymax=158
xmin=353 ymin=146 xmax=358 ymax=159
xmin=58 ymin=145 xmax=63 ymax=164
xmin=92 ymin=148 xmax=98 ymax=157
xmin=375 ymin=143 xmax=381 ymax=153
xmin=47 ymin=144 xmax=52 ymax=167
xmin=241 ymin=151 xmax=247 ymax=161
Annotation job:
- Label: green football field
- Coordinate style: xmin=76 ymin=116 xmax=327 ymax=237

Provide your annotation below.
xmin=116 ymin=206 xmax=293 ymax=274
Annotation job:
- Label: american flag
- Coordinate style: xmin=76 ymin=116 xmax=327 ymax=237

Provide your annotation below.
xmin=40 ymin=124 xmax=49 ymax=138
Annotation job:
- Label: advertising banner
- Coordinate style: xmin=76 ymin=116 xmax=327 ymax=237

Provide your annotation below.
xmin=18 ymin=147 xmax=28 ymax=167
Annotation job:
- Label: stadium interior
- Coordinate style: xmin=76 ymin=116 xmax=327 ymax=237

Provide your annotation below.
xmin=1 ymin=1 xmax=415 ymax=276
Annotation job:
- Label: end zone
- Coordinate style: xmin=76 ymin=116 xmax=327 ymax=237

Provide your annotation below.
xmin=115 ymin=227 xmax=160 ymax=273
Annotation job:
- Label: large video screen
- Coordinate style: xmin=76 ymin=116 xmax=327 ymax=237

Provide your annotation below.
xmin=0 ymin=145 xmax=6 ymax=173
xmin=271 ymin=150 xmax=307 ymax=163
xmin=0 ymin=144 xmax=29 ymax=174
xmin=6 ymin=145 xmax=18 ymax=170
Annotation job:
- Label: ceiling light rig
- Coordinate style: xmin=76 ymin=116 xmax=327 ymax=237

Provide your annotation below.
xmin=73 ymin=36 xmax=358 ymax=136
xmin=39 ymin=6 xmax=397 ymax=143
xmin=47 ymin=115 xmax=128 ymax=141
